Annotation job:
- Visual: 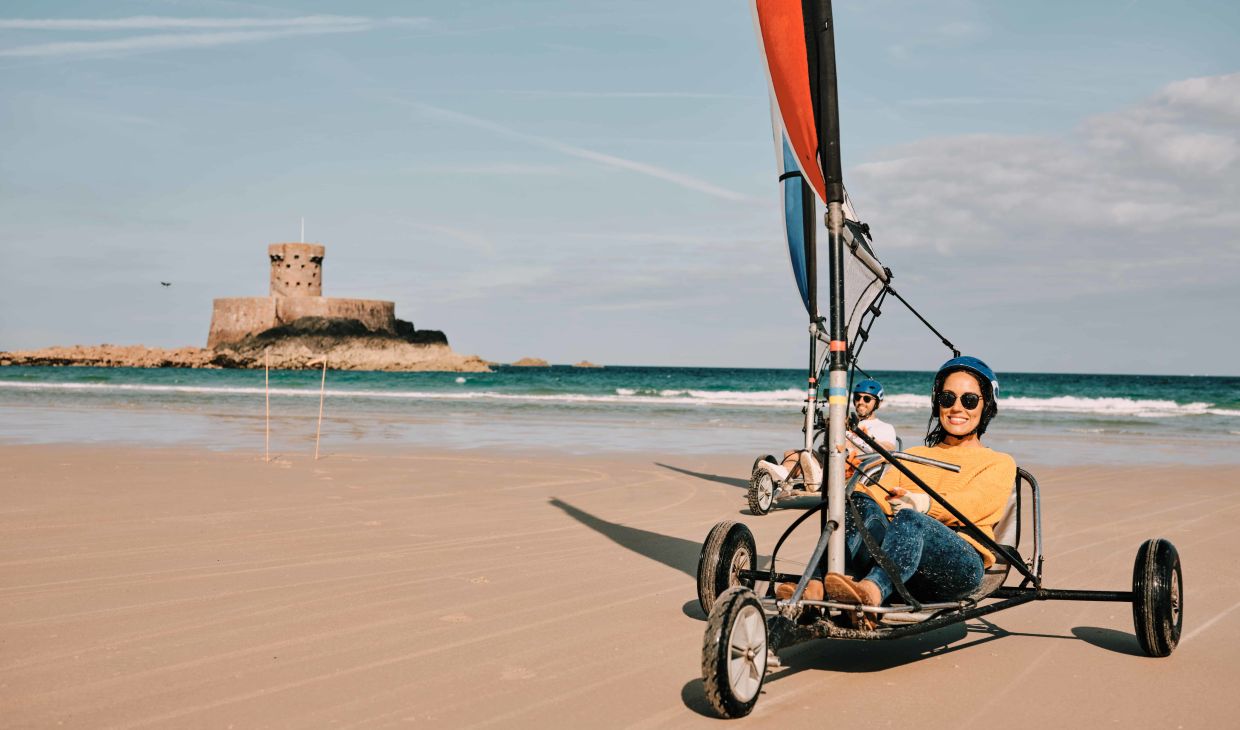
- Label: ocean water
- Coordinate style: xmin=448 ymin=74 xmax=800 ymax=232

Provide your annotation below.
xmin=1 ymin=365 xmax=1238 ymax=466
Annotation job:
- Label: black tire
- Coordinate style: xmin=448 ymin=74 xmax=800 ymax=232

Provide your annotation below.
xmin=1132 ymin=538 xmax=1183 ymax=657
xmin=703 ymin=586 xmax=767 ymax=719
xmin=697 ymin=521 xmax=757 ymax=615
xmin=747 ymin=468 xmax=775 ymax=515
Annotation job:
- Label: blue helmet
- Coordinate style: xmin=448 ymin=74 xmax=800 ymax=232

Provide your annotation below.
xmin=853 ymin=378 xmax=884 ymax=401
xmin=936 ymin=356 xmax=998 ymax=396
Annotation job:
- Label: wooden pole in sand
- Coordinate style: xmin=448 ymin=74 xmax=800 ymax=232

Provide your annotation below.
xmin=264 ymin=348 xmax=270 ymax=463
xmin=314 ymin=355 xmax=327 ymax=460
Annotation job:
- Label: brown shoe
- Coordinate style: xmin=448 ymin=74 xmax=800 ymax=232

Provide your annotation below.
xmin=774 ymin=579 xmax=824 ymax=601
xmin=823 ymin=573 xmax=880 ymax=629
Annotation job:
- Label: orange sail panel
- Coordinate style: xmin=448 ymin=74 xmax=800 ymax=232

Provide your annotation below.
xmin=753 ymin=0 xmax=826 ymax=203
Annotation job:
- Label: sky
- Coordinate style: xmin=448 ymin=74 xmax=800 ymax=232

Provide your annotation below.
xmin=1 ymin=0 xmax=1237 ymax=375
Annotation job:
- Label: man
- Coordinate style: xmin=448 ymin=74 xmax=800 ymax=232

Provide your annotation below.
xmin=846 ymin=378 xmax=898 ymax=454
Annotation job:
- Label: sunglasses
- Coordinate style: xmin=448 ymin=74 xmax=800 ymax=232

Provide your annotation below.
xmin=936 ymin=391 xmax=982 ymax=410
xmin=853 ymin=394 xmax=875 ymax=404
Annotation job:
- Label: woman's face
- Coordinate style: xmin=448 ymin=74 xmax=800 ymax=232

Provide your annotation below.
xmin=938 ymin=370 xmax=985 ymax=442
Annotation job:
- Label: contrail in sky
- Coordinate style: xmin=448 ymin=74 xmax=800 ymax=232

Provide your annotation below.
xmin=0 ymin=16 xmax=428 ymax=58
xmin=409 ymin=101 xmax=758 ymax=204
xmin=0 ymin=16 xmax=426 ymax=30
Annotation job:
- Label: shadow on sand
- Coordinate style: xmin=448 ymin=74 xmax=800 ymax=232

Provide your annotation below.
xmin=654 ymin=462 xmax=749 ymax=490
xmin=680 ymin=615 xmax=1109 ymax=716
xmin=549 ymin=497 xmax=702 ymax=579
xmin=1072 ymin=626 xmax=1144 ymax=656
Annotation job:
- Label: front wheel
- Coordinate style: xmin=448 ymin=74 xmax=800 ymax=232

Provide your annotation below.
xmin=702 ymin=586 xmax=768 ymax=718
xmin=697 ymin=521 xmax=757 ymax=615
xmin=1132 ymin=538 xmax=1182 ymax=657
xmin=748 ymin=468 xmax=775 ymax=515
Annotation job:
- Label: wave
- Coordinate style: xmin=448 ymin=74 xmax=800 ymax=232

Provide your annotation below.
xmin=0 ymin=380 xmax=807 ymax=408
xmin=2 ymin=380 xmax=1238 ymax=417
xmin=614 ymin=387 xmax=806 ymax=407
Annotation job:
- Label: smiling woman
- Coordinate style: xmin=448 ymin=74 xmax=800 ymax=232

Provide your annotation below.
xmin=926 ymin=355 xmax=1000 ymax=447
xmin=784 ymin=355 xmax=1017 ymax=620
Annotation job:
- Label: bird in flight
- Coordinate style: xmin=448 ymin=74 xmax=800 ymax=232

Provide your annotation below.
xmin=160 ymin=282 xmax=171 ymax=287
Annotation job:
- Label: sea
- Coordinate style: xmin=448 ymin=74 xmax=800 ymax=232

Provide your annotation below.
xmin=2 ymin=365 xmax=1239 ymax=466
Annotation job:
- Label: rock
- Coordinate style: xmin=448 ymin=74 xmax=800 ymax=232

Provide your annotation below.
xmin=572 ymin=360 xmax=602 ymax=368
xmin=510 ymin=357 xmax=549 ymax=367
xmin=0 ymin=316 xmax=489 ymax=373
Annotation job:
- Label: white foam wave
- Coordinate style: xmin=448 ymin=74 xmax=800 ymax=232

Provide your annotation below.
xmin=884 ymin=393 xmax=1232 ymax=419
xmin=0 ymin=380 xmax=805 ymax=408
xmin=1001 ymin=395 xmax=1217 ymax=418
xmin=1 ymin=380 xmax=1237 ymax=417
xmin=614 ymin=387 xmax=806 ymax=407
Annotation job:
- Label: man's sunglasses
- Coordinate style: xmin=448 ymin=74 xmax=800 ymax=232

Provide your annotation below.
xmin=853 ymin=394 xmax=875 ymax=404
xmin=936 ymin=391 xmax=982 ymax=410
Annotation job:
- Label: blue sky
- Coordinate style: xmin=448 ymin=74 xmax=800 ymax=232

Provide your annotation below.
xmin=1 ymin=0 xmax=1237 ymax=374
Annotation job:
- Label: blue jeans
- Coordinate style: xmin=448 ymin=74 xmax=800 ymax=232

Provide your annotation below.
xmin=841 ymin=493 xmax=984 ymax=603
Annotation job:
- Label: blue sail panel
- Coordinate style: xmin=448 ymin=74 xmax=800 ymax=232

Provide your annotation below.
xmin=779 ymin=135 xmax=811 ymax=314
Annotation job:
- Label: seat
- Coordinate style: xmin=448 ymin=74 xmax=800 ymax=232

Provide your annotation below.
xmin=968 ymin=467 xmax=1040 ymax=600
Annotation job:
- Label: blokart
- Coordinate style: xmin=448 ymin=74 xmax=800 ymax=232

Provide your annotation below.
xmin=746 ymin=407 xmax=901 ymax=516
xmin=696 ymin=0 xmax=1184 ymax=719
xmin=699 ymin=424 xmax=1183 ymax=718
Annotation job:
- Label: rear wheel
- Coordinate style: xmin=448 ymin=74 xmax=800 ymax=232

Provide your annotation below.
xmin=697 ymin=521 xmax=757 ymax=615
xmin=1132 ymin=538 xmax=1182 ymax=657
xmin=702 ymin=586 xmax=767 ymax=718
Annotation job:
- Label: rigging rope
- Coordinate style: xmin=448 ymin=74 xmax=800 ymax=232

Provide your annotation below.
xmin=885 ymin=287 xmax=961 ymax=358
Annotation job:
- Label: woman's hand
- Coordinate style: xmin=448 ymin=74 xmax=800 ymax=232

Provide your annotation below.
xmin=888 ymin=487 xmax=931 ymax=514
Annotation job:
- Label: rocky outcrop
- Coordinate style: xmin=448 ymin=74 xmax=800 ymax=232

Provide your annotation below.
xmin=1 ymin=317 xmax=490 ymax=372
xmin=510 ymin=357 xmax=550 ymax=367
xmin=0 ymin=345 xmax=233 ymax=369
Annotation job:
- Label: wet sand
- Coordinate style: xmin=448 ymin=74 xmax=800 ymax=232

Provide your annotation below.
xmin=2 ymin=444 xmax=1237 ymax=728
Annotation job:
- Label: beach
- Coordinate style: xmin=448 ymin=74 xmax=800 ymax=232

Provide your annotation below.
xmin=3 ymin=441 xmax=1238 ymax=728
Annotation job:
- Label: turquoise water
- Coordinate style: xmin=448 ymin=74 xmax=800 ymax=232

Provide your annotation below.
xmin=2 ymin=365 xmax=1238 ymax=465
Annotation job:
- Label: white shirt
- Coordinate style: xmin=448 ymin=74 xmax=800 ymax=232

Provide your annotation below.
xmin=847 ymin=416 xmax=897 ymax=453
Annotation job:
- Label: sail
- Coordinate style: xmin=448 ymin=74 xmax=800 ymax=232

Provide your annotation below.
xmin=758 ymin=1 xmax=889 ymax=344
xmin=752 ymin=0 xmax=828 ymax=204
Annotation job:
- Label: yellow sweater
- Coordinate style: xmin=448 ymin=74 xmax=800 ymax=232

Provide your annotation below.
xmin=858 ymin=444 xmax=1016 ymax=568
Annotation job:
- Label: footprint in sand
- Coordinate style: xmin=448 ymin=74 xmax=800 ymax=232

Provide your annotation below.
xmin=470 ymin=576 xmax=490 ymax=584
xmin=440 ymin=613 xmax=472 ymax=623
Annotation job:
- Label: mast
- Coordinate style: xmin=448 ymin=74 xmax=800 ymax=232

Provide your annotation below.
xmin=808 ymin=0 xmax=848 ymax=573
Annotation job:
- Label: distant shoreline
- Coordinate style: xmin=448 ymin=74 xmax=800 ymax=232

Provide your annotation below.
xmin=0 ymin=342 xmax=490 ymax=373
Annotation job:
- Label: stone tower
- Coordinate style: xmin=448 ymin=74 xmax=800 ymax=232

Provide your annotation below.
xmin=207 ymin=242 xmax=399 ymax=348
xmin=268 ymin=243 xmax=324 ymax=298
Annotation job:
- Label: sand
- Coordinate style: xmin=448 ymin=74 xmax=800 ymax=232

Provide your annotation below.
xmin=2 ymin=444 xmax=1237 ymax=728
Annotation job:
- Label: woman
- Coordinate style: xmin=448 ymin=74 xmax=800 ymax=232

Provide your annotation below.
xmin=776 ymin=356 xmax=1015 ymax=624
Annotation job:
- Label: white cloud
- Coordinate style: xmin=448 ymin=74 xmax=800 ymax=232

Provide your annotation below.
xmin=1155 ymin=72 xmax=1240 ymax=123
xmin=846 ymin=71 xmax=1240 ymax=304
xmin=854 ymin=71 xmax=1239 ymax=241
